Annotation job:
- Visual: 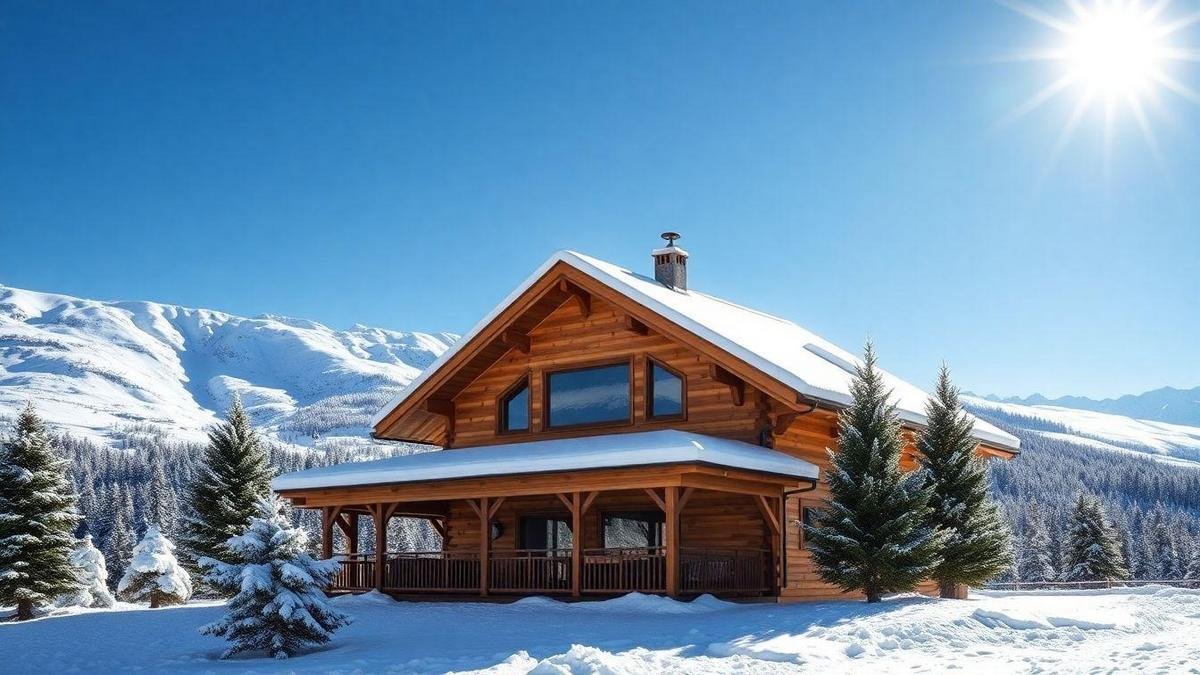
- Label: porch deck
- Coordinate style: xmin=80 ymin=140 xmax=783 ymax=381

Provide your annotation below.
xmin=331 ymin=547 xmax=772 ymax=597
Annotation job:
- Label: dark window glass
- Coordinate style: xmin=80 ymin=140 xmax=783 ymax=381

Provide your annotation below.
xmin=801 ymin=506 xmax=823 ymax=549
xmin=602 ymin=511 xmax=665 ymax=548
xmin=546 ymin=364 xmax=630 ymax=428
xmin=648 ymin=362 xmax=683 ymax=418
xmin=501 ymin=381 xmax=529 ymax=432
xmin=519 ymin=516 xmax=572 ymax=551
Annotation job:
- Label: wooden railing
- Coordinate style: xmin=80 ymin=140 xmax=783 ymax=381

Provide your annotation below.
xmin=680 ymin=548 xmax=770 ymax=594
xmin=383 ymin=551 xmax=481 ymax=592
xmin=581 ymin=547 xmax=666 ymax=594
xmin=332 ymin=547 xmax=770 ymax=596
xmin=332 ymin=553 xmax=375 ymax=592
xmin=490 ymin=549 xmax=572 ymax=593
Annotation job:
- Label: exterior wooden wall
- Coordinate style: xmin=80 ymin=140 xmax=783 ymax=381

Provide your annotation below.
xmin=449 ymin=295 xmax=763 ymax=448
xmin=440 ymin=489 xmax=768 ymax=553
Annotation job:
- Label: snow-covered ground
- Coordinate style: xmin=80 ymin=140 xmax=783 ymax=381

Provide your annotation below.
xmin=3 ymin=587 xmax=1198 ymax=673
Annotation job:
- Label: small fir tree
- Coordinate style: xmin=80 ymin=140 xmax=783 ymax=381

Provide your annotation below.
xmin=1062 ymin=494 xmax=1128 ymax=582
xmin=117 ymin=525 xmax=192 ymax=608
xmin=200 ymin=497 xmax=350 ymax=659
xmin=803 ymin=343 xmax=944 ymax=602
xmin=1146 ymin=503 xmax=1181 ymax=580
xmin=918 ymin=366 xmax=1012 ymax=596
xmin=180 ymin=400 xmax=273 ymax=577
xmin=0 ymin=404 xmax=81 ymax=620
xmin=60 ymin=535 xmax=115 ymax=608
xmin=1017 ymin=500 xmax=1056 ymax=583
xmin=1185 ymin=538 xmax=1200 ymax=584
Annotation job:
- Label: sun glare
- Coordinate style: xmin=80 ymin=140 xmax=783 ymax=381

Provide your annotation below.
xmin=999 ymin=0 xmax=1200 ymax=177
xmin=1064 ymin=4 xmax=1162 ymax=94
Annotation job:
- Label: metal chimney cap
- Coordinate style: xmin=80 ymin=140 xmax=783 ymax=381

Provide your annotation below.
xmin=660 ymin=232 xmax=682 ymax=247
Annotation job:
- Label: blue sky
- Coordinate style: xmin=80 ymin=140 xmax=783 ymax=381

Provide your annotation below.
xmin=2 ymin=1 xmax=1198 ymax=399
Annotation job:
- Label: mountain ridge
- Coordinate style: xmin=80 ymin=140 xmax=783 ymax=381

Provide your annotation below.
xmin=972 ymin=385 xmax=1200 ymax=427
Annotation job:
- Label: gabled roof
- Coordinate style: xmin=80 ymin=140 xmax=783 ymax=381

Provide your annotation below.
xmin=273 ymin=429 xmax=820 ymax=491
xmin=372 ymin=250 xmax=1020 ymax=452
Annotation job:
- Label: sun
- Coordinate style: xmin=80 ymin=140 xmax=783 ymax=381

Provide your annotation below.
xmin=999 ymin=0 xmax=1200 ymax=175
xmin=1063 ymin=3 xmax=1163 ymax=95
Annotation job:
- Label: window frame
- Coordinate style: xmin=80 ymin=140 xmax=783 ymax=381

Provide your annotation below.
xmin=496 ymin=373 xmax=532 ymax=435
xmin=799 ymin=504 xmax=823 ymax=549
xmin=517 ymin=513 xmax=573 ymax=552
xmin=645 ymin=357 xmax=687 ymax=421
xmin=541 ymin=358 xmax=635 ymax=431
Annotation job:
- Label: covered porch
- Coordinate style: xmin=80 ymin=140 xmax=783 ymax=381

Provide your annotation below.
xmin=273 ymin=430 xmax=818 ymax=599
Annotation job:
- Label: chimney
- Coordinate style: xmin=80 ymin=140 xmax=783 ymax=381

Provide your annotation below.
xmin=652 ymin=232 xmax=688 ymax=290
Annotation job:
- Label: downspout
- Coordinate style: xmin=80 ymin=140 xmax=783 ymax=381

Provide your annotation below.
xmin=766 ymin=392 xmax=821 ymax=593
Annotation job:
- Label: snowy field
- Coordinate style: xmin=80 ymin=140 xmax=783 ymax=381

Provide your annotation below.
xmin=3 ymin=587 xmax=1199 ymax=674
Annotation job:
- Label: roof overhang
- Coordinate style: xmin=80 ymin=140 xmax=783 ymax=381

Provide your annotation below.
xmin=274 ymin=430 xmax=819 ymax=495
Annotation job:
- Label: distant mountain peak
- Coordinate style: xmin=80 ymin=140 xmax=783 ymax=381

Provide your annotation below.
xmin=971 ymin=385 xmax=1200 ymax=428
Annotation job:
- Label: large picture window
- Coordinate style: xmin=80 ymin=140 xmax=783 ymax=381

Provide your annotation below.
xmin=545 ymin=362 xmax=631 ymax=428
xmin=647 ymin=360 xmax=684 ymax=419
xmin=519 ymin=516 xmax=572 ymax=551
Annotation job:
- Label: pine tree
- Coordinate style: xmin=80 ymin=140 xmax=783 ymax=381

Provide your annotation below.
xmin=142 ymin=447 xmax=178 ymax=536
xmin=118 ymin=525 xmax=192 ymax=608
xmin=918 ymin=366 xmax=1012 ymax=596
xmin=803 ymin=343 xmax=943 ymax=602
xmin=1016 ymin=500 xmax=1056 ymax=583
xmin=105 ymin=485 xmax=136 ymax=587
xmin=60 ymin=535 xmax=115 ymax=608
xmin=1185 ymin=537 xmax=1200 ymax=585
xmin=1062 ymin=494 xmax=1128 ymax=582
xmin=200 ymin=496 xmax=350 ymax=659
xmin=1146 ymin=503 xmax=1180 ymax=580
xmin=0 ymin=404 xmax=81 ymax=621
xmin=180 ymin=399 xmax=273 ymax=575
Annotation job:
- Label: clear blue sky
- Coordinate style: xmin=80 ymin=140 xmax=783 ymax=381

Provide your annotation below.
xmin=2 ymin=1 xmax=1197 ymax=399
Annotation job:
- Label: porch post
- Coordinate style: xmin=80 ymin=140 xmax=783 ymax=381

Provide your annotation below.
xmin=479 ymin=497 xmax=490 ymax=597
xmin=345 ymin=514 xmax=359 ymax=555
xmin=571 ymin=492 xmax=582 ymax=597
xmin=321 ymin=506 xmax=335 ymax=559
xmin=665 ymin=486 xmax=679 ymax=597
xmin=372 ymin=504 xmax=388 ymax=592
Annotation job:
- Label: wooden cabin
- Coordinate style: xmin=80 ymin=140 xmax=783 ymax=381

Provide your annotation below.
xmin=273 ymin=239 xmax=1019 ymax=602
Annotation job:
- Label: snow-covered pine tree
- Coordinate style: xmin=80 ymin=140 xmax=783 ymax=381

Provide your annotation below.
xmin=60 ymin=535 xmax=115 ymax=608
xmin=803 ymin=343 xmax=943 ymax=603
xmin=1146 ymin=503 xmax=1180 ymax=580
xmin=1016 ymin=500 xmax=1056 ymax=583
xmin=105 ymin=485 xmax=135 ymax=587
xmin=1186 ymin=537 xmax=1200 ymax=583
xmin=918 ymin=366 xmax=1011 ymax=596
xmin=1062 ymin=494 xmax=1128 ymax=582
xmin=180 ymin=399 xmax=273 ymax=575
xmin=0 ymin=404 xmax=81 ymax=621
xmin=142 ymin=447 xmax=178 ymax=536
xmin=199 ymin=496 xmax=350 ymax=659
xmin=117 ymin=525 xmax=192 ymax=608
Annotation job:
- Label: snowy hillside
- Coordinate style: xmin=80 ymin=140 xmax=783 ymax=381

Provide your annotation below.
xmin=0 ymin=285 xmax=456 ymax=451
xmin=978 ymin=386 xmax=1200 ymax=428
xmin=965 ymin=396 xmax=1200 ymax=467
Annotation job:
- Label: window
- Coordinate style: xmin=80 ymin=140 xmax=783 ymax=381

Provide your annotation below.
xmin=800 ymin=506 xmax=823 ymax=549
xmin=519 ymin=516 xmax=572 ymax=551
xmin=499 ymin=378 xmax=530 ymax=433
xmin=545 ymin=362 xmax=631 ymax=428
xmin=602 ymin=511 xmax=665 ymax=548
xmin=647 ymin=360 xmax=684 ymax=419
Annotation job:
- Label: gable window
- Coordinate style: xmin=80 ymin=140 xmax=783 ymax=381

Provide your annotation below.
xmin=647 ymin=360 xmax=684 ymax=419
xmin=545 ymin=362 xmax=631 ymax=428
xmin=499 ymin=377 xmax=530 ymax=433
xmin=603 ymin=511 xmax=665 ymax=549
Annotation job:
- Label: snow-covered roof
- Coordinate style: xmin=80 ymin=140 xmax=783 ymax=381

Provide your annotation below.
xmin=272 ymin=429 xmax=819 ymax=491
xmin=372 ymin=250 xmax=1020 ymax=452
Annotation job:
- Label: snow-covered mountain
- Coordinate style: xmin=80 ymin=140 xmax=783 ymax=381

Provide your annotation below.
xmin=0 ymin=285 xmax=456 ymax=451
xmin=965 ymin=396 xmax=1200 ymax=467
xmin=977 ymin=386 xmax=1200 ymax=428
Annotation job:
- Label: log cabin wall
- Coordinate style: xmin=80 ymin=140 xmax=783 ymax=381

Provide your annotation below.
xmin=448 ymin=294 xmax=764 ymax=448
xmin=441 ymin=489 xmax=768 ymax=553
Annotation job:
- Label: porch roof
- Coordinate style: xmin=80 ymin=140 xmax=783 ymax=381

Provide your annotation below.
xmin=272 ymin=429 xmax=819 ymax=492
